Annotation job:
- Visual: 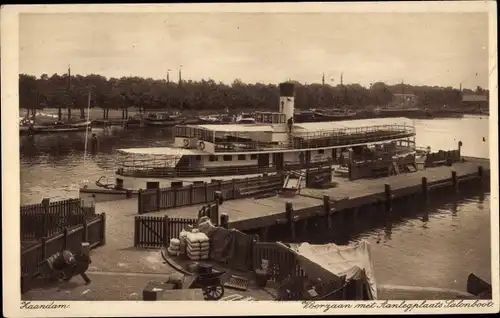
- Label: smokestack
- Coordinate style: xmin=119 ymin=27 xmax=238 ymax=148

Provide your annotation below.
xmin=279 ymin=82 xmax=295 ymax=123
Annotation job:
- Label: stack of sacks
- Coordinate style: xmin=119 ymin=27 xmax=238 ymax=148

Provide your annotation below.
xmin=186 ymin=229 xmax=210 ymax=260
xmin=167 ymin=238 xmax=181 ymax=256
xmin=198 ymin=216 xmax=216 ymax=236
xmin=178 ymin=230 xmax=188 ymax=256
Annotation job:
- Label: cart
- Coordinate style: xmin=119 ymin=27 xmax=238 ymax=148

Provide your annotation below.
xmin=188 ymin=264 xmax=225 ymax=300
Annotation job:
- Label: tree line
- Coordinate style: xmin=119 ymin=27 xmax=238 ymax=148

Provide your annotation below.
xmin=19 ymin=73 xmax=488 ymax=112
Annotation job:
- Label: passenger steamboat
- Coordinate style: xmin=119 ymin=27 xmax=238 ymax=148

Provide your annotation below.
xmin=80 ymin=82 xmax=417 ymax=201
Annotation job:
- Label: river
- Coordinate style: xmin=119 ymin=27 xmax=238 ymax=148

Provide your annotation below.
xmin=19 ymin=115 xmax=491 ymax=292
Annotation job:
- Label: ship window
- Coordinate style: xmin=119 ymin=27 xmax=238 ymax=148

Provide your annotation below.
xmin=209 ymin=155 xmax=218 ymax=162
xmin=250 ymin=154 xmax=258 ymax=160
xmin=223 ymin=155 xmax=232 ymax=161
xmin=318 ymin=149 xmax=324 ymax=154
xmin=238 ymin=155 xmax=246 ymax=160
xmin=195 ymin=155 xmax=201 ymax=161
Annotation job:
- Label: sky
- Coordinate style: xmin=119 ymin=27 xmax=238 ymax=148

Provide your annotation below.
xmin=19 ymin=12 xmax=489 ymax=89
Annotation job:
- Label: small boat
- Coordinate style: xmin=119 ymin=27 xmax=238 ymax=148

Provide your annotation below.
xmin=20 ymin=120 xmax=92 ymax=135
xmin=143 ymin=112 xmax=182 ymax=127
xmin=312 ymin=109 xmax=359 ymax=122
xmin=236 ymin=113 xmax=256 ymax=124
xmin=374 ymin=108 xmax=433 ymax=119
xmin=124 ymin=115 xmax=144 ymax=129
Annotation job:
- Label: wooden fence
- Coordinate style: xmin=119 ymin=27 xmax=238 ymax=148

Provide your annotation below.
xmin=21 ymin=213 xmax=106 ymax=293
xmin=21 ymin=198 xmax=96 ymax=242
xmin=252 ymin=242 xmax=306 ymax=283
xmin=138 ymin=174 xmax=283 ymax=214
xmin=134 ymin=215 xmax=199 ymax=248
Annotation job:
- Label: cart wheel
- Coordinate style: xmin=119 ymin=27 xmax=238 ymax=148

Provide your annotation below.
xmin=203 ymin=285 xmax=225 ymax=300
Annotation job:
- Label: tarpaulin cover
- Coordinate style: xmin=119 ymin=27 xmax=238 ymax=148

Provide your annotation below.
xmin=288 ymin=240 xmax=378 ymax=299
xmin=208 ymin=227 xmax=253 ymax=271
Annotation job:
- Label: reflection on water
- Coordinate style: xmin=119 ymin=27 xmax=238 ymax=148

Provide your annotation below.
xmin=19 ymin=117 xmax=492 ymax=291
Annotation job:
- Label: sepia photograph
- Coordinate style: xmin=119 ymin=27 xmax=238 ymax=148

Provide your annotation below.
xmin=2 ymin=2 xmax=498 ymax=317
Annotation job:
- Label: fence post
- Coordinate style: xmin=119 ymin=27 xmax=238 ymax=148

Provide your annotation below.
xmin=41 ymin=198 xmax=50 ymax=238
xmin=384 ymin=184 xmax=392 ymax=213
xmin=156 ymin=188 xmax=161 ymax=211
xmin=100 ymin=213 xmax=106 ymax=246
xmin=63 ymin=228 xmax=69 ymax=250
xmin=41 ymin=237 xmax=47 ymax=260
xmin=83 ymin=218 xmax=89 ymax=242
xmin=134 ymin=217 xmax=139 ymax=247
xmin=451 ymin=170 xmax=459 ymax=194
xmin=260 ymin=226 xmax=269 ymax=242
xmin=286 ymin=202 xmax=296 ymax=241
xmin=173 ymin=187 xmax=178 ymax=208
xmin=163 ymin=216 xmax=170 ymax=247
xmin=220 ymin=213 xmax=229 ymax=229
xmin=138 ymin=189 xmax=143 ymax=214
xmin=189 ymin=185 xmax=194 ymax=204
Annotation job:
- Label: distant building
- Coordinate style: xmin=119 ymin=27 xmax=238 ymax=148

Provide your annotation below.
xmin=462 ymin=94 xmax=489 ymax=110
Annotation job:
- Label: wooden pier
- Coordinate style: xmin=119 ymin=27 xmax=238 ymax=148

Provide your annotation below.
xmin=93 ymin=157 xmax=490 ymax=244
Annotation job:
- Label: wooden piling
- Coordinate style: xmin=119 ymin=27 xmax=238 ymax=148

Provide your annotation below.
xmin=478 ymin=165 xmax=484 ymax=187
xmin=220 ymin=213 xmax=229 ymax=229
xmin=384 ymin=183 xmax=392 ymax=212
xmin=451 ymin=170 xmax=459 ymax=194
xmin=285 ymin=202 xmax=296 ymax=241
xmin=323 ymin=195 xmax=332 ymax=228
xmin=421 ymin=177 xmax=428 ymax=206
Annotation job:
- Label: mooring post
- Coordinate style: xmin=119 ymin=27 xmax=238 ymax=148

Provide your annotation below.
xmin=384 ymin=183 xmax=392 ymax=213
xmin=451 ymin=170 xmax=459 ymax=194
xmin=220 ymin=213 xmax=229 ymax=229
xmin=285 ymin=202 xmax=296 ymax=241
xmin=421 ymin=177 xmax=428 ymax=206
xmin=478 ymin=165 xmax=485 ymax=198
xmin=323 ymin=195 xmax=332 ymax=228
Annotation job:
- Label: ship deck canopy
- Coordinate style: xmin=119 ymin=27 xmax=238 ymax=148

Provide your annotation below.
xmin=116 ymin=147 xmax=207 ymax=157
xmin=285 ymin=240 xmax=378 ymax=300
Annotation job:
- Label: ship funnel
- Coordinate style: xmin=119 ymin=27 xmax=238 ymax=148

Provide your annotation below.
xmin=279 ymin=82 xmax=295 ymax=124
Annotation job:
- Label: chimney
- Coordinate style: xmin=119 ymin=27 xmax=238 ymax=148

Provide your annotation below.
xmin=279 ymin=82 xmax=295 ymax=124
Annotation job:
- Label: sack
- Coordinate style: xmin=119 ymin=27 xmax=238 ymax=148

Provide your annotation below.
xmin=169 ymin=244 xmax=180 ymax=252
xmin=170 ymin=238 xmax=180 ymax=247
xmin=167 ymin=247 xmax=179 ymax=256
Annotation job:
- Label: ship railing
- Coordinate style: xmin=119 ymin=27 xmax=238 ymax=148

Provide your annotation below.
xmin=295 ymin=124 xmax=415 ymax=141
xmin=174 ymin=125 xmax=215 ymax=141
xmin=214 ymin=141 xmax=289 ymax=152
xmin=116 ymin=159 xmax=337 ymax=178
xmin=118 ymin=157 xmax=178 ymax=172
xmin=212 ymin=125 xmax=415 ymax=152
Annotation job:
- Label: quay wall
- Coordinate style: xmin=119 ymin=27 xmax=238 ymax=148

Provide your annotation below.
xmin=225 ymin=164 xmax=490 ymax=242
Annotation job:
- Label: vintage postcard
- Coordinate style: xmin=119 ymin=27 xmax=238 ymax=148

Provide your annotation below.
xmin=2 ymin=2 xmax=498 ymax=317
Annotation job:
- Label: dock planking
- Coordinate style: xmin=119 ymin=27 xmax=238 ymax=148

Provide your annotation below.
xmin=94 ymin=158 xmax=490 ymax=233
